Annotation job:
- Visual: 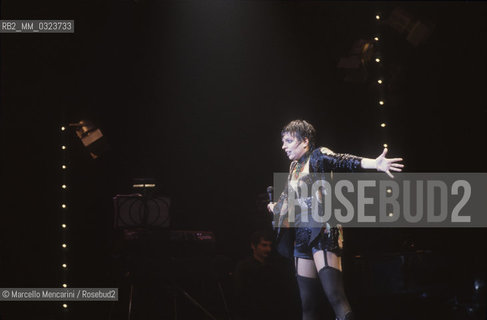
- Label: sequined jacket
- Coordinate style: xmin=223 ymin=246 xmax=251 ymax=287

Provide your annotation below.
xmin=273 ymin=147 xmax=363 ymax=259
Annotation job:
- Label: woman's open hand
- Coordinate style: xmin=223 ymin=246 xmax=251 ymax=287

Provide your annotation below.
xmin=375 ymin=148 xmax=404 ymax=178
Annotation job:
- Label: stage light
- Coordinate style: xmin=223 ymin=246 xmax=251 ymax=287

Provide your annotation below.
xmin=381 ymin=123 xmax=386 ymax=127
xmin=336 ymin=39 xmax=376 ymax=83
xmin=62 ymin=165 xmax=67 ymax=170
xmin=61 ymin=224 xmax=67 ymax=228
xmin=69 ymin=120 xmax=107 ymax=159
xmin=62 ymin=284 xmax=67 ymax=288
xmin=383 ymin=143 xmax=388 ymax=148
xmin=61 ymin=146 xmax=66 ymax=150
xmin=61 ymin=204 xmax=67 ymax=209
xmin=62 ymin=264 xmax=67 ymax=268
xmin=376 ymin=15 xmax=381 ymax=20
xmin=62 ymin=244 xmax=67 ymax=248
xmin=375 ymin=58 xmax=381 ymax=63
xmin=377 ymin=79 xmax=383 ymax=84
xmin=387 ymin=188 xmax=392 ymax=193
xmin=62 ymin=185 xmax=67 ymax=189
xmin=379 ymin=100 xmax=384 ymax=105
xmin=388 ymin=213 xmax=394 ymax=217
xmin=388 ymin=7 xmax=433 ymax=47
xmin=62 ymin=304 xmax=68 ymax=309
xmin=374 ymin=37 xmax=379 ymax=41
xmin=61 ymin=126 xmax=66 ymax=131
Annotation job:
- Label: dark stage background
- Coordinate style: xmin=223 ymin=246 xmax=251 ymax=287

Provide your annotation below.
xmin=1 ymin=1 xmax=486 ymax=319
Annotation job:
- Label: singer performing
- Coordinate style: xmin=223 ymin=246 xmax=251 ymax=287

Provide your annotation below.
xmin=267 ymin=120 xmax=403 ymax=320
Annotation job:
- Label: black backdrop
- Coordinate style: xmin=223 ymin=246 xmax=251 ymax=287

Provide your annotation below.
xmin=1 ymin=1 xmax=486 ymax=319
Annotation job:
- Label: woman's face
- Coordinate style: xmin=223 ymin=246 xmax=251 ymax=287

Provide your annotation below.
xmin=282 ymin=132 xmax=309 ymax=161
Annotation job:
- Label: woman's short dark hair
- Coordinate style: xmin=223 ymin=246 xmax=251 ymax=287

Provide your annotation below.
xmin=281 ymin=120 xmax=316 ymax=150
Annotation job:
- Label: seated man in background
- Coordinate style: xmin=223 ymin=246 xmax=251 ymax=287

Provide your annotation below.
xmin=233 ymin=229 xmax=300 ymax=320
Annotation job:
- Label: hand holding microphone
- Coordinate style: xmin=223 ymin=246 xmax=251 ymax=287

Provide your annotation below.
xmin=266 ymin=186 xmax=276 ymax=213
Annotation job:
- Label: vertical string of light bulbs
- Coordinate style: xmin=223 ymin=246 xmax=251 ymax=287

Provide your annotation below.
xmin=60 ymin=124 xmax=69 ymax=314
xmin=374 ymin=11 xmax=389 ymax=151
xmin=375 ymin=11 xmax=394 ymax=217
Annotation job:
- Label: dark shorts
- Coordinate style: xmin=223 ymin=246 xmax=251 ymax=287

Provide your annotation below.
xmin=294 ymin=226 xmax=343 ymax=259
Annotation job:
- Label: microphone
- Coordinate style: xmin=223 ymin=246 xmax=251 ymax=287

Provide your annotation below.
xmin=266 ymin=186 xmax=273 ymax=203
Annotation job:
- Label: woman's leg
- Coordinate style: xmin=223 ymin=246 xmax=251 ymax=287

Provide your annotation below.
xmin=313 ymin=250 xmax=353 ymax=320
xmin=295 ymin=257 xmax=321 ymax=320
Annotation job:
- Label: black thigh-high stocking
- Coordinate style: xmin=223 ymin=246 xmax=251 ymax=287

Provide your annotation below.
xmin=296 ymin=275 xmax=322 ymax=320
xmin=318 ymin=266 xmax=353 ymax=320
